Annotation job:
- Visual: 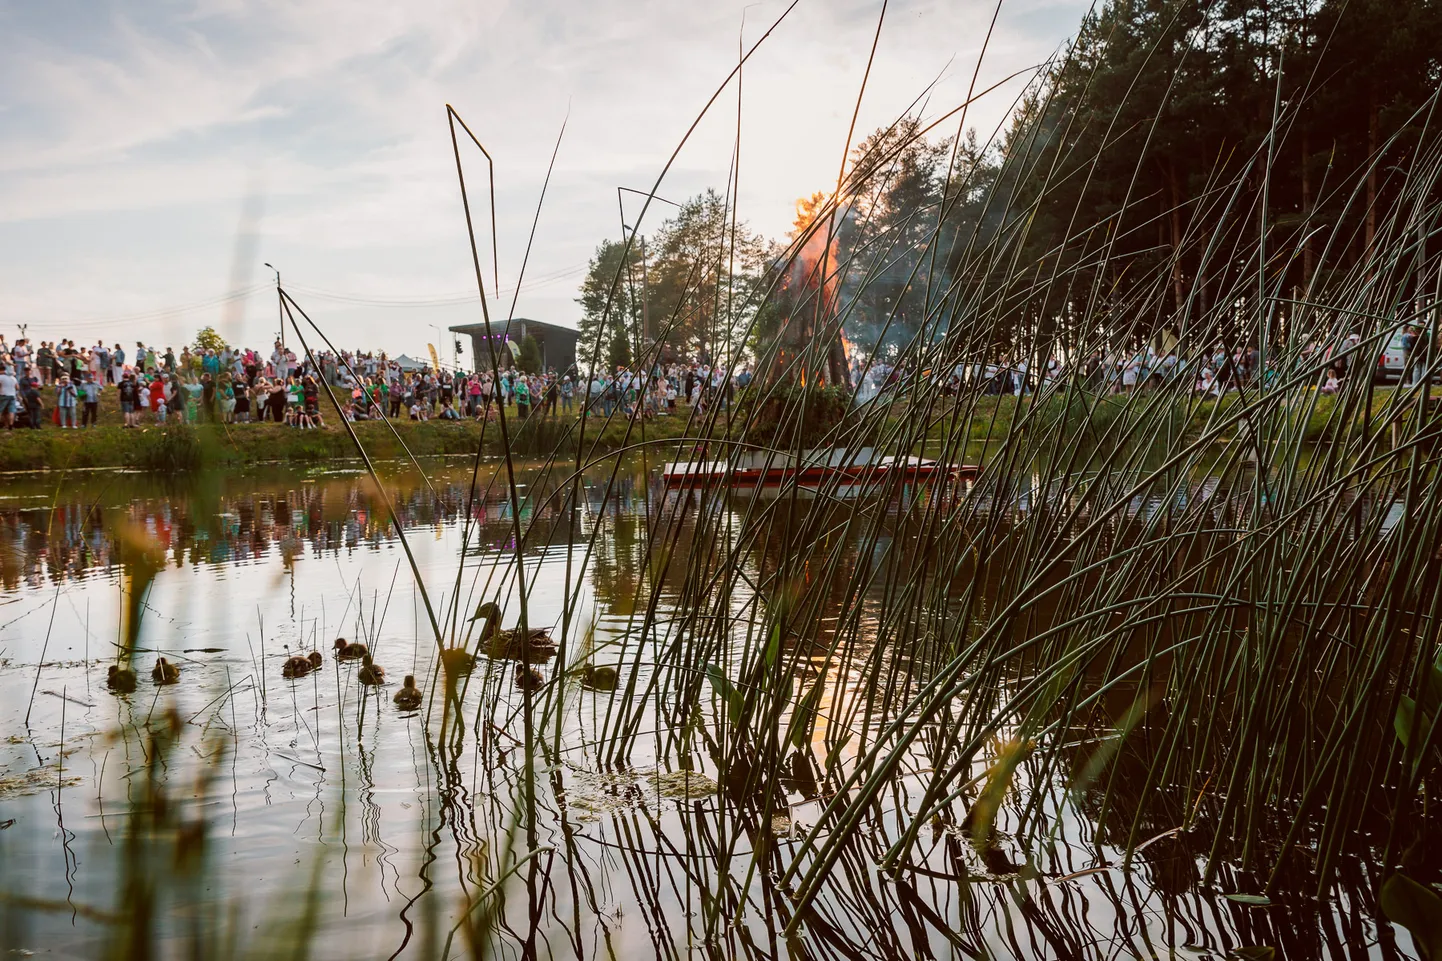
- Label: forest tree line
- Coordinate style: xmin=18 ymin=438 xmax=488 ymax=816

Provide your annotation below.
xmin=577 ymin=0 xmax=1442 ymax=370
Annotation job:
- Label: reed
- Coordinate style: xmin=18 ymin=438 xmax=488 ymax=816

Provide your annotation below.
xmin=7 ymin=0 xmax=1442 ymax=956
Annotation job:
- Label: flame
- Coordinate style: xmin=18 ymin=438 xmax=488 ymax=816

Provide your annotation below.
xmin=839 ymin=328 xmax=855 ymax=365
xmin=786 ymin=196 xmax=840 ymax=319
xmin=792 ymin=191 xmax=827 ymax=236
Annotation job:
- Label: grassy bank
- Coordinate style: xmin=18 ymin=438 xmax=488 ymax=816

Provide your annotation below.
xmin=0 ymin=398 xmax=707 ymax=472
xmin=1 ymin=382 xmax=1431 ymax=473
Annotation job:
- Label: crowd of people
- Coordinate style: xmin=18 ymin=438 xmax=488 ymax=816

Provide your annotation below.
xmin=339 ymin=358 xmax=751 ymax=424
xmin=892 ymin=326 xmax=1405 ymax=400
xmin=0 ymin=335 xmax=755 ymax=431
xmin=8 ymin=326 xmax=1402 ymax=434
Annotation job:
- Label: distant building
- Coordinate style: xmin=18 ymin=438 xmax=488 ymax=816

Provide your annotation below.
xmin=449 ymin=318 xmax=580 ymax=372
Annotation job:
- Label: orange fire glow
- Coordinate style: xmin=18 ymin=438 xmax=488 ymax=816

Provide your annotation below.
xmin=787 ymin=193 xmax=840 ymax=319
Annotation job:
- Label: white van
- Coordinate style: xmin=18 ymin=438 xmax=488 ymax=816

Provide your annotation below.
xmin=1373 ymin=330 xmax=1410 ymax=383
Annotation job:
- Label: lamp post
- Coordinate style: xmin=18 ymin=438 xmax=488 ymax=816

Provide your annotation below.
xmin=263 ymin=263 xmax=283 ymax=348
xmin=617 ymin=187 xmax=680 ymax=361
xmin=429 ymin=324 xmax=445 ymax=369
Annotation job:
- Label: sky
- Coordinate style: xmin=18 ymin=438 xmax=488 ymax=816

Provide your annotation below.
xmin=0 ymin=0 xmax=1090 ymax=360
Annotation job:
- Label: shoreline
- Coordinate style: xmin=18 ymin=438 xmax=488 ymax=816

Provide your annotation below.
xmin=0 ymin=410 xmax=704 ymax=473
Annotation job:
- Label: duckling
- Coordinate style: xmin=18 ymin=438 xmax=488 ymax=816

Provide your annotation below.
xmin=393 ymin=675 xmax=423 ymax=710
xmin=151 ymin=657 xmax=181 ymax=685
xmin=282 ymin=650 xmax=324 ymax=678
xmin=333 ymin=637 xmax=369 ymax=661
xmin=471 ymin=602 xmax=558 ymax=663
xmin=514 ymin=663 xmax=544 ymax=691
xmin=357 ymin=654 xmax=386 ymax=686
xmin=440 ymin=644 xmax=475 ymax=677
xmin=107 ymin=664 xmax=138 ymax=694
xmin=580 ymin=663 xmax=619 ymax=691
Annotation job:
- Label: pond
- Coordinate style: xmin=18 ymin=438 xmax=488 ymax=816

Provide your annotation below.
xmin=0 ymin=456 xmax=1425 ymax=959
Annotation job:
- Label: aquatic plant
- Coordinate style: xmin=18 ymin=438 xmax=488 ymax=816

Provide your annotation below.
xmin=6 ymin=0 xmax=1442 ymax=957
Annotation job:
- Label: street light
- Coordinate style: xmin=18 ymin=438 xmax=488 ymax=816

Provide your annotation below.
xmin=616 ymin=188 xmax=681 ymax=359
xmin=263 ymin=263 xmax=283 ymax=348
xmin=429 ymin=324 xmax=444 ymax=368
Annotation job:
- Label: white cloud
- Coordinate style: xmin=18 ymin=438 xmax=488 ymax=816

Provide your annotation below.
xmin=0 ymin=0 xmax=1087 ymax=353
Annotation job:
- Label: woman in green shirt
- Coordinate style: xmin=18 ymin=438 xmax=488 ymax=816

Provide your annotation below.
xmin=514 ymin=376 xmax=530 ymax=419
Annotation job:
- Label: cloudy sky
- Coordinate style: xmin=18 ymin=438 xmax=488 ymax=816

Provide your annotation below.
xmin=0 ymin=0 xmax=1089 ymax=359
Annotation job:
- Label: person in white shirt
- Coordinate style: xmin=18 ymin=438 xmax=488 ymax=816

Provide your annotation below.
xmin=55 ymin=375 xmax=78 ymax=428
xmin=271 ymin=342 xmax=289 ymax=381
xmin=0 ymin=367 xmax=17 ymax=428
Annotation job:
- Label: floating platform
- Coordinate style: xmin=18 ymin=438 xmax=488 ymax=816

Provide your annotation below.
xmin=660 ymin=448 xmax=979 ymax=500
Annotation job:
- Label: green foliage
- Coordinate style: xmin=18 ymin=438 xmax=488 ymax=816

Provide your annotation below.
xmin=1393 ymin=650 xmax=1442 ymax=776
xmin=705 ymin=663 xmax=746 ymax=729
xmin=606 ymin=325 xmax=632 ymax=371
xmin=518 ymin=335 xmax=542 ymax=374
xmin=576 ymin=239 xmax=643 ymax=374
xmin=192 ymin=326 xmax=228 ymax=354
xmin=130 ymin=421 xmax=204 ymax=472
xmin=645 ymin=189 xmax=766 ymax=356
xmin=738 ymin=384 xmax=851 ymax=449
xmin=1381 ymin=873 xmax=1442 ymax=961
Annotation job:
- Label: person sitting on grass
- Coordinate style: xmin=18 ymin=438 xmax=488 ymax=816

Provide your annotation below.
xmin=438 ymin=401 xmax=460 ymax=420
xmin=1321 ymin=367 xmax=1342 ymax=395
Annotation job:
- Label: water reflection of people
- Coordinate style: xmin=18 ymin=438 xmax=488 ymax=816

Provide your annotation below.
xmin=0 ymin=470 xmax=584 ymax=593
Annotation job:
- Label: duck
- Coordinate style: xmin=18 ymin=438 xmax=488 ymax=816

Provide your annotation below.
xmin=471 ymin=601 xmax=558 ymax=663
xmin=580 ymin=663 xmax=619 ymax=691
xmin=333 ymin=637 xmax=369 ymax=661
xmin=393 ymin=675 xmax=423 ymax=710
xmin=107 ymin=664 xmax=138 ymax=693
xmin=440 ymin=644 xmax=475 ymax=677
xmin=282 ymin=651 xmax=324 ymax=678
xmin=357 ymin=654 xmax=386 ymax=686
xmin=151 ymin=657 xmax=181 ymax=685
xmin=514 ymin=663 xmax=544 ymax=691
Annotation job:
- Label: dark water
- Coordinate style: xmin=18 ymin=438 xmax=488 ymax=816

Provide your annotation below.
xmin=0 ymin=458 xmax=1421 ymax=959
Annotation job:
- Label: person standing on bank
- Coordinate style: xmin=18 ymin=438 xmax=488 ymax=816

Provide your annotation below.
xmin=514 ymin=373 xmax=530 ymax=419
xmin=81 ymin=375 xmax=101 ymax=426
xmin=55 ymin=375 xmax=78 ymax=428
xmin=0 ymin=365 xmax=17 ymax=429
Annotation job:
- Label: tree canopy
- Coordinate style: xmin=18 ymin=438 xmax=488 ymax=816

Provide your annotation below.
xmin=575 ymin=190 xmax=765 ymax=370
xmin=193 ymin=326 xmax=228 ymax=353
xmin=576 ymin=0 xmax=1442 ymax=366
